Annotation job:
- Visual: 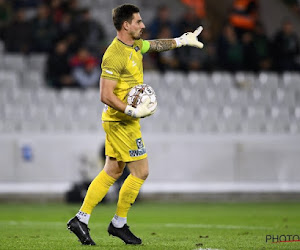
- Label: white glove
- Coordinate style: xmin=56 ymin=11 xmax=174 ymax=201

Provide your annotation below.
xmin=124 ymin=98 xmax=157 ymax=118
xmin=175 ymin=26 xmax=204 ymax=49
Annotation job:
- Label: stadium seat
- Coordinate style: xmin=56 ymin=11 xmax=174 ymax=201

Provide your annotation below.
xmin=272 ymin=88 xmax=296 ymax=108
xmin=289 ymin=122 xmax=300 ymax=134
xmin=27 ymin=53 xmax=48 ymax=72
xmin=0 ymin=120 xmax=20 ymax=133
xmin=242 ymin=106 xmax=267 ymax=133
xmin=265 ymin=106 xmax=290 ymax=133
xmin=156 ymin=87 xmax=177 ymax=107
xmin=143 ymin=71 xmax=161 ymax=90
xmin=44 ymin=104 xmax=74 ymax=131
xmin=234 ymin=72 xmax=256 ymax=89
xmin=58 ymin=89 xmax=83 ymax=105
xmin=17 ymin=90 xmax=33 ymax=105
xmin=22 ymin=70 xmax=46 ymax=89
xmin=195 ymin=106 xmax=220 ymax=133
xmin=33 ymin=88 xmax=58 ymax=107
xmin=0 ymin=70 xmax=20 ymax=90
xmin=282 ymin=72 xmax=300 ymax=92
xmin=20 ymin=120 xmax=44 ymax=132
xmin=225 ymin=88 xmax=248 ymax=106
xmin=289 ymin=106 xmax=300 ymax=133
xmin=26 ymin=105 xmax=48 ymax=122
xmin=141 ymin=109 xmax=165 ymax=133
xmin=294 ymin=106 xmax=300 ymax=120
xmin=211 ymin=71 xmax=233 ymax=90
xmin=82 ymin=89 xmax=100 ymax=105
xmin=247 ymin=88 xmax=272 ymax=107
xmin=177 ymin=86 xmax=193 ymax=104
xmin=221 ymin=106 xmax=243 ymax=133
xmin=257 ymin=72 xmax=279 ymax=92
xmin=3 ymin=104 xmax=25 ymax=123
xmin=163 ymin=71 xmax=185 ymax=88
xmin=187 ymin=72 xmax=210 ymax=90
xmin=202 ymin=87 xmax=226 ymax=106
xmin=3 ymin=54 xmax=26 ymax=72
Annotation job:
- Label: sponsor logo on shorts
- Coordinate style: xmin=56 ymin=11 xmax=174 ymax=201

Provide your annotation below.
xmin=129 ymin=138 xmax=146 ymax=157
xmin=136 ymin=138 xmax=143 ymax=149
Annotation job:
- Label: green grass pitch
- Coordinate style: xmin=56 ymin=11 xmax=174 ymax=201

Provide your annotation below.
xmin=0 ymin=201 xmax=299 ymax=249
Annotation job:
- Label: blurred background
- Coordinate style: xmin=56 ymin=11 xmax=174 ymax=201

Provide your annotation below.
xmin=0 ymin=0 xmax=300 ymax=203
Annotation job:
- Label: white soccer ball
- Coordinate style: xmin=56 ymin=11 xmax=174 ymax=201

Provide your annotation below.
xmin=127 ymin=84 xmax=157 ymax=108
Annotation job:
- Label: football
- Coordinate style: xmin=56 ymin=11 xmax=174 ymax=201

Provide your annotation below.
xmin=127 ymin=84 xmax=157 ymax=108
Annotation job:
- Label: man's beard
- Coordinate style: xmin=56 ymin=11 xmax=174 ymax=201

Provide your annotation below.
xmin=131 ymin=29 xmax=143 ymax=40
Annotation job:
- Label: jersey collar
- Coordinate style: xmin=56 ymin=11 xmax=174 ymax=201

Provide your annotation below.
xmin=116 ymin=38 xmax=134 ymax=48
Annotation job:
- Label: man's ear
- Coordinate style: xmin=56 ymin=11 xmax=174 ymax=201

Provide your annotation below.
xmin=123 ymin=21 xmax=129 ymax=31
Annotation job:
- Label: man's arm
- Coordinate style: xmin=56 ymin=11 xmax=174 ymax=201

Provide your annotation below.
xmin=100 ymin=77 xmax=127 ymax=112
xmin=146 ymin=26 xmax=204 ymax=53
xmin=99 ymin=77 xmax=156 ymax=118
xmin=148 ymin=39 xmax=177 ymax=53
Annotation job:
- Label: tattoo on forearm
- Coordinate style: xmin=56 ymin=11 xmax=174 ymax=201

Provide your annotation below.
xmin=148 ymin=39 xmax=177 ymax=52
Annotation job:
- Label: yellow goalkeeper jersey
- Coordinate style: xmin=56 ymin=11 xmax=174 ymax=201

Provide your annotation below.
xmin=101 ymin=37 xmax=145 ymax=122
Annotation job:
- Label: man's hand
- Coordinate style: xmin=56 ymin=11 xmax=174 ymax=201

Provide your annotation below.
xmin=124 ymin=98 xmax=157 ymax=118
xmin=175 ymin=26 xmax=204 ymax=49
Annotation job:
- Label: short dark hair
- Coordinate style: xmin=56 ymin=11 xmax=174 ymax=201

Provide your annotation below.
xmin=112 ymin=4 xmax=140 ymax=31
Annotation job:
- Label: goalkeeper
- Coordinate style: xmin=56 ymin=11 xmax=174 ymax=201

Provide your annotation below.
xmin=67 ymin=4 xmax=203 ymax=246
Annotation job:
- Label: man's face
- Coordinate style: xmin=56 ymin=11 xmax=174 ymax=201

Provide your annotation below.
xmin=127 ymin=13 xmax=145 ymax=40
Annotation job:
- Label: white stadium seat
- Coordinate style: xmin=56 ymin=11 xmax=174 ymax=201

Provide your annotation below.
xmin=257 ymin=72 xmax=279 ymax=92
xmin=27 ymin=54 xmax=47 ymax=72
xmin=272 ymin=88 xmax=296 ymax=107
xmin=3 ymin=54 xmax=26 ymax=72
xmin=0 ymin=70 xmax=20 ymax=89
xmin=22 ymin=70 xmax=46 ymax=89
xmin=211 ymin=71 xmax=233 ymax=90
xmin=282 ymin=72 xmax=300 ymax=92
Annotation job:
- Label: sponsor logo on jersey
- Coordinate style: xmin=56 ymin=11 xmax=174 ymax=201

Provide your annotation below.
xmin=134 ymin=46 xmax=140 ymax=52
xmin=105 ymin=70 xmax=113 ymax=75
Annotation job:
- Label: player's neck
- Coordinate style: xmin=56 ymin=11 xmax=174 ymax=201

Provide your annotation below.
xmin=117 ymin=32 xmax=134 ymax=46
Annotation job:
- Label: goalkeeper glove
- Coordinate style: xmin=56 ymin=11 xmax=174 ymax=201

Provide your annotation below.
xmin=124 ymin=98 xmax=157 ymax=118
xmin=175 ymin=26 xmax=204 ymax=49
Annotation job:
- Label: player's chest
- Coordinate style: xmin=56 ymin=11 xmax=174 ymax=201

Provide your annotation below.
xmin=124 ymin=49 xmax=143 ymax=72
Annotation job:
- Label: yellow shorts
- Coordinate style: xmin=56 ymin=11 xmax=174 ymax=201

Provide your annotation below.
xmin=102 ymin=120 xmax=147 ymax=162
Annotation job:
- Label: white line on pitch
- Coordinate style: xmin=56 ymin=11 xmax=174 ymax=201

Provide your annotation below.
xmin=0 ymin=221 xmax=106 ymax=226
xmin=164 ymin=223 xmax=273 ymax=230
xmin=194 ymin=248 xmax=223 ymax=250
